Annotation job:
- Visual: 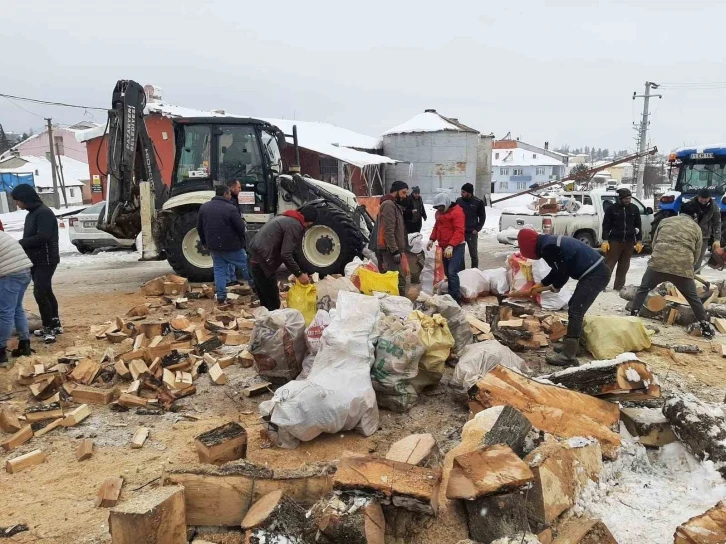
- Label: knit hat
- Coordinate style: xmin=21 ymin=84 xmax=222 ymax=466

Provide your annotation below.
xmin=461 ymin=183 xmax=474 ymax=194
xmin=697 ymin=188 xmax=711 ymax=199
xmin=517 ymin=228 xmax=539 ymax=259
xmin=432 ymin=193 xmax=451 ymax=210
xmin=412 ymin=186 xmax=421 ymax=194
xmin=390 ymin=180 xmax=409 ymax=192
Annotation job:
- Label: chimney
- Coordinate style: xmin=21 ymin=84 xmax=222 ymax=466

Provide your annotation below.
xmin=424 ymin=109 xmax=437 ymax=113
xmin=545 ymin=141 xmax=549 ymax=150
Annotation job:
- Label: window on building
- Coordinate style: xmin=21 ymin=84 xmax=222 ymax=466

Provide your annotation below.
xmin=495 ymin=152 xmax=500 ymax=159
xmin=533 ymin=153 xmax=537 ymax=159
xmin=517 ymin=182 xmax=526 ymax=190
xmin=536 ymin=167 xmax=545 ymax=176
xmin=319 ymin=157 xmax=339 ymax=184
xmin=54 ymin=136 xmax=64 ymax=156
xmin=500 ymin=168 xmax=509 ymax=175
xmin=513 ymin=168 xmax=524 ymax=176
xmin=69 ymin=188 xmax=75 ymax=198
xmin=500 ymin=181 xmax=509 ymax=191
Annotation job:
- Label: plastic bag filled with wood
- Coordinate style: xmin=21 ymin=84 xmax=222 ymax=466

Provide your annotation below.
xmin=375 ymin=292 xmax=414 ymax=320
xmin=297 ymin=310 xmax=332 ymax=380
xmin=581 ymin=316 xmax=652 ymax=359
xmin=406 ymin=311 xmax=454 ymax=392
xmin=415 ymin=293 xmax=473 ymax=357
xmin=450 ymin=340 xmax=525 ymax=396
xmin=458 ymin=268 xmax=491 ymax=301
xmin=249 ymin=308 xmax=307 ymax=384
xmin=371 ymin=315 xmax=425 ymax=412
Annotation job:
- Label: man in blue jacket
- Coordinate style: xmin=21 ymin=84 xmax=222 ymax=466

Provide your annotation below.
xmin=517 ymin=228 xmax=611 ymax=367
xmin=197 ymin=185 xmax=249 ymax=304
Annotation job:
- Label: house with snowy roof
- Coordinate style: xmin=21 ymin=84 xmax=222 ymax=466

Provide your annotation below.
xmin=0 ymin=121 xmax=99 ymax=164
xmin=0 ymin=154 xmax=90 ymax=205
xmin=491 ymin=138 xmax=567 ymax=193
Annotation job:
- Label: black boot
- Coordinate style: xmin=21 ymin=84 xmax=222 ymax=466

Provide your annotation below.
xmin=42 ymin=328 xmax=56 ymax=344
xmin=700 ymin=320 xmax=715 ymax=339
xmin=51 ymin=317 xmax=64 ymax=335
xmin=11 ymin=339 xmax=32 ymax=358
xmin=0 ymin=347 xmax=7 ymax=366
xmin=546 ymin=337 xmax=580 ymax=367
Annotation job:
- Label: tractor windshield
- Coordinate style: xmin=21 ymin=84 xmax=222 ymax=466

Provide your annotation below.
xmin=175 ymin=125 xmax=212 ymax=183
xmin=676 ymin=162 xmax=726 ymax=195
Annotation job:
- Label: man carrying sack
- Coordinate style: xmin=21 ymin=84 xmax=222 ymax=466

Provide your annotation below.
xmin=374 ymin=181 xmax=409 ymax=296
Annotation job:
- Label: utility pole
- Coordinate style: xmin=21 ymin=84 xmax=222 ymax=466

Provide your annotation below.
xmin=45 ymin=118 xmax=61 ymax=209
xmin=632 ymin=82 xmax=662 ymax=199
xmin=55 ymin=141 xmax=68 ymax=208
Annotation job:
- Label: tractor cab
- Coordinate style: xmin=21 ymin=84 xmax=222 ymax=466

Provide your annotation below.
xmin=665 ymin=145 xmax=726 ymax=213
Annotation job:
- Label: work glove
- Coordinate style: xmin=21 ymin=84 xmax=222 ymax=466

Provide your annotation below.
xmin=601 ymin=241 xmax=610 ymax=253
xmin=713 ymin=241 xmax=722 ymax=251
xmin=635 ymin=242 xmax=643 ymax=254
xmin=529 ymin=282 xmax=545 ymax=296
xmin=427 ymin=241 xmax=434 ymax=251
xmin=392 ymin=251 xmax=402 ymax=265
xmin=444 ymin=245 xmax=454 ymax=259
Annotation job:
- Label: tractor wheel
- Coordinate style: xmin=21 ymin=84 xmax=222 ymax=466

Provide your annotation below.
xmin=297 ymin=202 xmax=364 ymax=276
xmin=164 ymin=210 xmax=214 ymax=282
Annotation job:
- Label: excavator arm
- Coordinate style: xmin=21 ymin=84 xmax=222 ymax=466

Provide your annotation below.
xmin=97 ymin=80 xmax=168 ymax=257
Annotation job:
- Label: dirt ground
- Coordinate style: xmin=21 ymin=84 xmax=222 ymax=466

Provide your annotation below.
xmin=2 ymin=241 xmax=726 ymax=543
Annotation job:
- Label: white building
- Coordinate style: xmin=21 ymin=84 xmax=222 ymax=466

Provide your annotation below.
xmin=491 ymin=147 xmax=566 ymax=193
xmin=0 ymin=155 xmax=89 ymax=206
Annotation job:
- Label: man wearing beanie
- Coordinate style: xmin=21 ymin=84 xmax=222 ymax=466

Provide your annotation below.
xmin=373 ymin=180 xmax=409 ymax=296
xmin=247 ymin=205 xmax=317 ymax=311
xmin=682 ymin=189 xmax=721 ymax=269
xmin=456 ymin=183 xmax=486 ymax=268
xmin=517 ymin=228 xmax=611 ymax=367
xmin=403 ymin=186 xmax=427 ymax=234
xmin=427 ymin=193 xmax=466 ymax=303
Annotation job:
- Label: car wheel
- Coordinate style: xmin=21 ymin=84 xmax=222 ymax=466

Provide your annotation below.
xmin=76 ymin=245 xmax=93 ymax=255
xmin=574 ymin=231 xmax=595 ymax=247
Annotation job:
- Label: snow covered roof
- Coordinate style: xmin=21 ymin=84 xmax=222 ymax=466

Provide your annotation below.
xmin=0 ymin=155 xmax=88 ymax=188
xmin=75 ymin=102 xmax=394 ymax=169
xmin=493 ymin=148 xmax=565 ymax=167
xmin=382 ymin=110 xmax=479 ymax=136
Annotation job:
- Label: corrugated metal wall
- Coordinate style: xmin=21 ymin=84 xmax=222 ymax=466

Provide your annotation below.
xmin=382 ymin=131 xmax=479 ymax=202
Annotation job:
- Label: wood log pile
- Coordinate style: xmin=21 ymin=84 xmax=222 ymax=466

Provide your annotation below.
xmin=619 ymin=280 xmax=723 ymax=326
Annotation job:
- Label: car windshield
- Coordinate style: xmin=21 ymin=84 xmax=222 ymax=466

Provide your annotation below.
xmin=83 ymin=201 xmax=106 ymax=214
xmin=676 ymin=162 xmax=726 ymax=194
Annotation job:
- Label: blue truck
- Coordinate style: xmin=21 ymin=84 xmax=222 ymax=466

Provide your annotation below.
xmin=653 ymin=144 xmax=726 ymax=241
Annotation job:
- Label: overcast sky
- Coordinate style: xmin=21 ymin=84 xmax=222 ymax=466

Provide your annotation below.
xmin=2 ymin=0 xmax=724 ymax=153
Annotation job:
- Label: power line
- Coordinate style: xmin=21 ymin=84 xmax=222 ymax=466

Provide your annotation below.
xmin=0 ymin=92 xmax=106 ymax=111
xmin=2 ymin=96 xmax=46 ymax=119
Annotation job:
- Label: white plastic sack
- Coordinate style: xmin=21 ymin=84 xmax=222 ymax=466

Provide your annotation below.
xmin=371 ymin=316 xmax=425 ymax=412
xmin=376 ymin=293 xmax=414 ymax=320
xmin=450 ymin=340 xmax=526 ymax=395
xmin=420 ymin=245 xmax=437 ymax=294
xmin=540 ymin=288 xmax=572 ymax=310
xmin=249 ymin=308 xmax=307 ymax=384
xmin=532 ymin=259 xmax=552 ymax=283
xmin=259 ymin=292 xmax=381 ymax=448
xmin=297 ymin=310 xmax=332 ymax=380
xmin=316 ymin=276 xmax=358 ymax=311
xmin=482 ymin=267 xmax=509 ymax=295
xmin=344 ymin=257 xmax=371 ymax=279
xmin=458 ymin=268 xmax=490 ymax=300
xmin=408 ymin=232 xmax=424 ymax=254
xmin=416 ymin=293 xmax=473 ymax=358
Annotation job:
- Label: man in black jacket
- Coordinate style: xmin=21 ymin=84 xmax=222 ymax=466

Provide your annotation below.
xmin=403 ymin=186 xmax=427 ymax=233
xmin=247 ymin=207 xmax=317 ymax=311
xmin=601 ymin=188 xmax=643 ymax=291
xmin=456 ymin=183 xmax=486 ymax=268
xmin=10 ymin=184 xmax=61 ymax=344
xmin=197 ymin=185 xmax=250 ymax=304
xmin=224 ymin=179 xmax=253 ymax=287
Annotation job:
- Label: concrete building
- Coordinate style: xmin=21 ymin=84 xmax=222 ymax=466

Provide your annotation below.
xmin=381 ymin=110 xmax=480 ymax=201
xmin=0 ymin=155 xmax=89 ymax=206
xmin=0 ymin=121 xmax=96 ymax=164
xmin=491 ymin=139 xmax=566 ymax=193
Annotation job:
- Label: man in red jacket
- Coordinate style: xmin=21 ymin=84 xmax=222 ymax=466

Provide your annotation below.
xmin=427 ymin=193 xmax=466 ymax=303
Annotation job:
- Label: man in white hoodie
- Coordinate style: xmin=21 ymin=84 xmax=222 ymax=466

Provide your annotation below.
xmin=0 ymin=231 xmax=33 ymax=365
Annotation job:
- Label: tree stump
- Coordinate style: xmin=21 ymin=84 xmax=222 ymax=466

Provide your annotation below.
xmin=108 ymin=486 xmax=186 ymax=544
xmin=241 ymin=490 xmax=316 ymax=543
xmin=311 ymin=497 xmax=385 ymax=544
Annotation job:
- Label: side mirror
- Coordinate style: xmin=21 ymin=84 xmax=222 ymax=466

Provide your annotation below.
xmin=276 ymin=131 xmax=287 ymax=150
xmin=645 ymin=207 xmax=653 ymax=214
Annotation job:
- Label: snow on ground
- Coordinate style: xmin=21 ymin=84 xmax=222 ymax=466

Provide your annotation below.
xmin=576 ymin=429 xmax=726 ymax=544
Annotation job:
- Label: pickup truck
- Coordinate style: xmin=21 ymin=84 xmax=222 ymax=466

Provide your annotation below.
xmin=497 ymin=190 xmax=655 ymax=247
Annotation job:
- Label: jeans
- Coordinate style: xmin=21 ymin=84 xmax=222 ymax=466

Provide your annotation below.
xmin=31 ymin=264 xmax=58 ymax=327
xmin=695 ymin=239 xmax=709 ymax=270
xmin=250 ymin=261 xmax=281 ymax=311
xmin=465 ymin=232 xmax=479 ymax=269
xmin=444 ymin=243 xmax=466 ymax=301
xmin=0 ymin=270 xmax=31 ymax=349
xmin=567 ymin=262 xmax=611 ymax=338
xmin=211 ymin=249 xmax=251 ymax=301
xmin=632 ymin=268 xmax=707 ymax=322
xmin=604 ymin=241 xmax=635 ymax=291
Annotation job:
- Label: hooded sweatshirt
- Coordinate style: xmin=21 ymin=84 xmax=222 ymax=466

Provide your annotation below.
xmin=10 ymin=184 xmax=59 ymax=266
xmin=430 ymin=194 xmax=465 ymax=249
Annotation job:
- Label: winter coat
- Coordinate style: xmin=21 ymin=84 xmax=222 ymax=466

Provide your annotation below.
xmin=197 ymin=196 xmax=247 ymax=252
xmin=403 ymin=196 xmax=427 ymax=233
xmin=10 ymin=185 xmax=59 ymax=266
xmin=693 ymin=199 xmax=721 ymax=241
xmin=602 ymin=202 xmax=642 ymax=242
xmin=0 ymin=231 xmax=32 ymax=277
xmin=649 ymin=215 xmax=702 ymax=279
xmin=537 ymin=234 xmax=605 ymax=289
xmin=247 ymin=212 xmax=306 ymax=277
xmin=456 ymin=195 xmax=487 ymax=234
xmin=430 ymin=204 xmax=466 ymax=249
xmin=375 ymin=195 xmax=407 ymax=254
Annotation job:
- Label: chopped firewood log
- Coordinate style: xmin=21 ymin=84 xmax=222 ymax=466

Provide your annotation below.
xmin=108 ymin=486 xmax=186 ymax=544
xmin=464 ymin=490 xmax=528 ymax=543
xmin=470 ymin=365 xmax=621 ymax=459
xmin=551 ymin=517 xmax=617 ymax=544
xmin=174 ymin=371 xmax=193 ymax=389
xmin=6 ymin=449 xmax=46 ymax=474
xmin=194 ymin=422 xmax=247 ymax=464
xmin=217 ymin=354 xmax=237 ymax=368
xmin=241 ymin=382 xmax=270 ymax=397
xmin=127 ymin=304 xmax=149 ymax=317
xmin=221 ymin=331 xmax=248 ymax=346
xmin=477 ymin=405 xmax=533 ymax=457
xmin=620 ymin=407 xmax=676 ymax=447
xmin=0 ymin=425 xmax=33 ymax=452
xmin=96 ymin=476 xmax=124 ymax=507
xmin=148 ymin=357 xmax=162 ymax=377
xmin=131 ymin=427 xmax=150 ymax=449
xmin=163 ymin=368 xmax=177 ymax=390
xmin=76 ymin=438 xmax=94 ymax=461
xmin=132 ymin=334 xmax=148 ymax=351
xmin=0 ymin=409 xmax=22 ymax=433
xmin=498 ymin=319 xmax=524 ymax=329
xmin=311 ymin=496 xmax=385 ymax=544
xmin=129 ymin=359 xmax=150 ymax=380
xmin=674 ymin=500 xmax=726 ymax=544
xmin=549 ymin=319 xmax=567 ymax=342
xmin=163 ymin=281 xmax=188 ymax=296
xmin=334 ymin=453 xmax=441 ymax=515
xmin=499 ymin=306 xmax=513 ymax=321
xmin=29 ymin=376 xmax=57 ymax=399
xmin=114 ymin=359 xmax=131 ymax=380
xmin=118 ymin=393 xmax=148 ymax=408
xmin=208 ymin=363 xmax=227 ymax=385
xmin=125 ymin=380 xmax=141 ymax=395
xmin=106 ymin=331 xmax=128 ymax=344
xmin=174 ymin=298 xmax=188 ymax=309
xmin=71 ymin=359 xmax=102 ymax=385
xmin=138 ymin=321 xmax=170 ymax=340
xmin=33 ymin=363 xmax=45 ymax=376
xmin=197 ymin=336 xmax=223 ymax=354
xmin=170 ymin=316 xmax=191 ymax=330
xmin=466 ymin=315 xmax=491 ymax=334
xmin=34 ymin=417 xmax=64 ymax=437
xmin=667 ymin=308 xmax=679 ymax=325
xmin=715 ymin=317 xmax=726 ymax=334
xmin=645 ymin=292 xmax=667 ymax=312
xmin=25 ymin=402 xmax=63 ymax=422
xmin=447 ymin=444 xmax=533 ymax=500
xmin=385 ymin=433 xmax=439 ymax=467
xmin=543 ymin=356 xmax=656 ymax=397
xmin=239 ymin=350 xmax=255 ymax=368
xmin=241 ymin=490 xmax=316 ymax=542
xmin=71 ymin=385 xmax=115 ymax=405
xmin=663 ymin=394 xmax=726 ymax=477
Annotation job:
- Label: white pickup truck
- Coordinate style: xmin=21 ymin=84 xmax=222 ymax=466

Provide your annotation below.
xmin=498 ymin=190 xmax=655 ymax=247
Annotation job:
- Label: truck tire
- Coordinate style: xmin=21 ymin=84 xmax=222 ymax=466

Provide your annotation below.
xmin=574 ymin=230 xmax=595 ymax=247
xmin=297 ymin=202 xmax=364 ymax=276
xmin=164 ymin=210 xmax=214 ymax=282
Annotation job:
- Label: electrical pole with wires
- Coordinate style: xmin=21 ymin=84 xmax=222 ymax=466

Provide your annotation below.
xmin=55 ymin=141 xmax=68 ymax=207
xmin=632 ymin=81 xmax=662 ymax=199
xmin=45 ymin=118 xmax=61 ymax=209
